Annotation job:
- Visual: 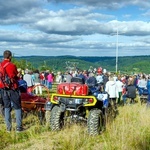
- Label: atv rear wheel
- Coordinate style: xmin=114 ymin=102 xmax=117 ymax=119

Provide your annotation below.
xmin=87 ymin=108 xmax=103 ymax=135
xmin=50 ymin=105 xmax=64 ymax=131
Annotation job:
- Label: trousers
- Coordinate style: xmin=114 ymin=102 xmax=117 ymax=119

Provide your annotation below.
xmin=1 ymin=89 xmax=22 ymax=130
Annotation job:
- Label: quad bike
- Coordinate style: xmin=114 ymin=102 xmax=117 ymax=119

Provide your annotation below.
xmin=49 ymin=77 xmax=116 ymax=135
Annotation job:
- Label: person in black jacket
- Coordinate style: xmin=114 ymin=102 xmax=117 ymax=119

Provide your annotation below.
xmin=103 ymin=73 xmax=109 ymax=91
xmin=126 ymin=79 xmax=136 ymax=104
xmin=86 ymin=72 xmax=100 ymax=94
xmin=146 ymin=77 xmax=150 ymax=107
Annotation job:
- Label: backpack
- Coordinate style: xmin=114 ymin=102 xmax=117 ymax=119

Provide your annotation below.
xmin=18 ymin=79 xmax=27 ymax=93
xmin=0 ymin=62 xmax=12 ymax=89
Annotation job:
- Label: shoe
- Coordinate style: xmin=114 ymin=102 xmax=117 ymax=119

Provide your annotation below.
xmin=16 ymin=127 xmax=24 ymax=133
xmin=6 ymin=127 xmax=11 ymax=133
xmin=7 ymin=130 xmax=11 ymax=133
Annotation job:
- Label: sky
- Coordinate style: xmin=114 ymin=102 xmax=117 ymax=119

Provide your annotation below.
xmin=0 ymin=0 xmax=150 ymax=57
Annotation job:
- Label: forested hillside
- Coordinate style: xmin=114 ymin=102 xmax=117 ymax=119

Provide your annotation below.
xmin=1 ymin=55 xmax=149 ymax=74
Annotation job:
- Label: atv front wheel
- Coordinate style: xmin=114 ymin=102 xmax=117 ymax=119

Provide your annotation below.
xmin=50 ymin=105 xmax=64 ymax=131
xmin=87 ymin=108 xmax=103 ymax=135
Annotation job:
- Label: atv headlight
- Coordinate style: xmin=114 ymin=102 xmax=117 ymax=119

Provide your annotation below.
xmin=74 ymin=99 xmax=83 ymax=104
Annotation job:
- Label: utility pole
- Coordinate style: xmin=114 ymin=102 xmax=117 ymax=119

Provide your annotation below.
xmin=116 ymin=27 xmax=118 ymax=73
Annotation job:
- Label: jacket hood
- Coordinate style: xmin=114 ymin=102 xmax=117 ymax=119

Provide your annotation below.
xmin=109 ymin=81 xmax=116 ymax=85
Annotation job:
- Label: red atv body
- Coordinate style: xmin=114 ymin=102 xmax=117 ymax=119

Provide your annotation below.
xmin=57 ymin=82 xmax=88 ymax=96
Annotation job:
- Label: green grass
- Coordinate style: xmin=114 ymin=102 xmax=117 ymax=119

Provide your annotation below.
xmin=1 ymin=98 xmax=150 ymax=150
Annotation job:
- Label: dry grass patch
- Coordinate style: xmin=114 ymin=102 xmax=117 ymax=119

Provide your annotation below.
xmin=1 ymin=102 xmax=150 ymax=150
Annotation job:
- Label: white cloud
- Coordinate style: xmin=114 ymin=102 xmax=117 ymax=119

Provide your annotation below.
xmin=48 ymin=0 xmax=150 ymax=9
xmin=0 ymin=0 xmax=150 ymax=56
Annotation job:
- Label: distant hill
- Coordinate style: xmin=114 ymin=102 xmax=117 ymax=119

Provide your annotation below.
xmin=1 ymin=55 xmax=150 ymax=74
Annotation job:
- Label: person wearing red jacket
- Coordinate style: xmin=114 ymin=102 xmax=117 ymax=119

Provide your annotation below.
xmin=0 ymin=50 xmax=23 ymax=132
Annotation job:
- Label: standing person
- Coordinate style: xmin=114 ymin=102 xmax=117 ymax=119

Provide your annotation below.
xmin=51 ymin=71 xmax=55 ymax=82
xmin=126 ymin=80 xmax=136 ymax=104
xmin=122 ymin=80 xmax=127 ymax=105
xmin=77 ymin=70 xmax=86 ymax=84
xmin=96 ymin=72 xmax=104 ymax=92
xmin=23 ymin=69 xmax=34 ymax=94
xmin=86 ymin=72 xmax=99 ymax=94
xmin=33 ymin=70 xmax=42 ymax=95
xmin=137 ymin=75 xmax=147 ymax=96
xmin=47 ymin=71 xmax=53 ymax=89
xmin=116 ymin=77 xmax=124 ymax=104
xmin=55 ymin=71 xmax=63 ymax=84
xmin=44 ymin=70 xmax=49 ymax=88
xmin=0 ymin=50 xmax=23 ymax=132
xmin=39 ymin=71 xmax=45 ymax=85
xmin=17 ymin=68 xmax=23 ymax=80
xmin=146 ymin=77 xmax=150 ymax=107
xmin=103 ymin=72 xmax=109 ymax=92
xmin=105 ymin=75 xmax=118 ymax=112
xmin=96 ymin=72 xmax=103 ymax=85
xmin=65 ymin=71 xmax=72 ymax=83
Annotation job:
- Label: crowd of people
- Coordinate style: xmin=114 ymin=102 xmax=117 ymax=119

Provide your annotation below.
xmin=54 ymin=68 xmax=150 ymax=107
xmin=1 ymin=49 xmax=150 ymax=133
xmin=17 ymin=69 xmax=55 ymax=95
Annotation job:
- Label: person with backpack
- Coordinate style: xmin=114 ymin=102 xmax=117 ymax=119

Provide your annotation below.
xmin=0 ymin=50 xmax=23 ymax=132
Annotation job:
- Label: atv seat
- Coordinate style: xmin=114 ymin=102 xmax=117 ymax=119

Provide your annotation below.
xmin=71 ymin=77 xmax=84 ymax=84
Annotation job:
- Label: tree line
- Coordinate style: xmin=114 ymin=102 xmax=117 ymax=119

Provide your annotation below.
xmin=9 ymin=55 xmax=150 ymax=74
